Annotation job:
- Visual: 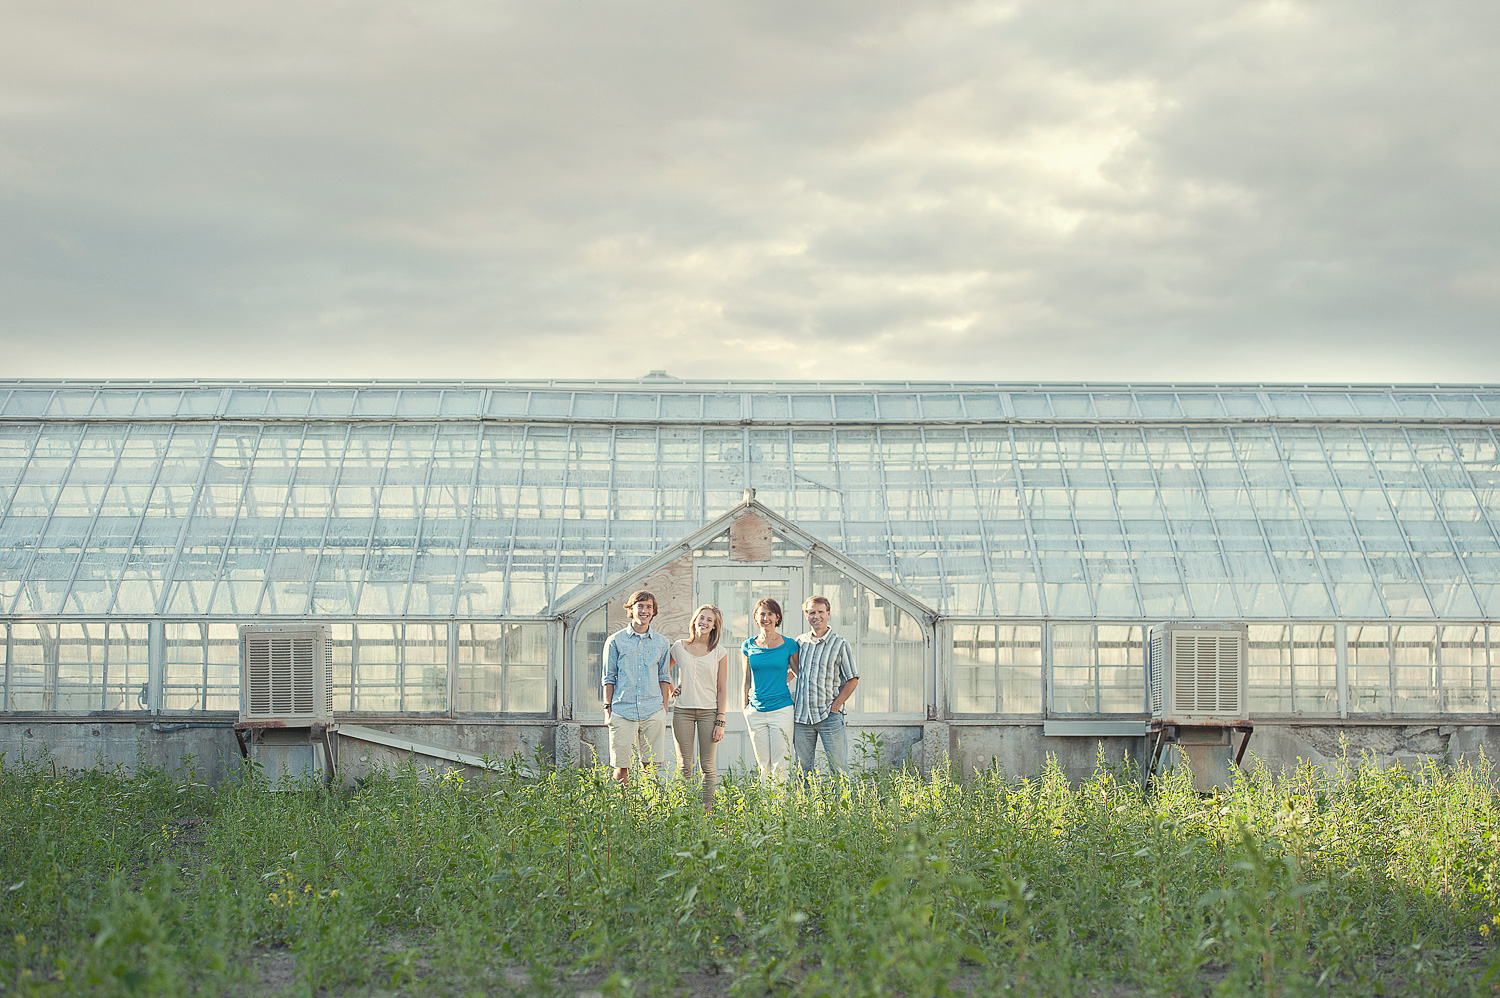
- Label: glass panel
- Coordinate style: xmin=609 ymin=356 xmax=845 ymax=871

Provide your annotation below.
xmin=1248 ymin=624 xmax=1292 ymax=714
xmin=572 ymin=604 xmax=610 ymax=717
xmin=1347 ymin=624 xmax=1391 ymax=714
xmin=1096 ymin=625 xmax=1144 ymax=713
xmin=1439 ymin=625 xmax=1488 ymax=713
xmin=6 ymin=622 xmax=53 ymax=710
xmin=950 ymin=623 xmax=996 ymax=714
xmin=1391 ymin=624 xmax=1438 ymax=713
xmin=455 ymin=622 xmax=549 ymax=713
xmin=162 ymin=623 xmax=238 ymax=712
xmin=1050 ymin=623 xmax=1094 ymax=713
xmin=1291 ymin=625 xmax=1339 ymax=715
xmin=877 ymin=394 xmax=920 ymax=418
xmin=347 ymin=623 xmax=448 ymax=713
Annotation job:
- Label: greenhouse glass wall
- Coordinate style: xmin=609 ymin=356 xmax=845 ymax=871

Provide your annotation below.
xmin=3 ymin=378 xmax=1499 ymax=780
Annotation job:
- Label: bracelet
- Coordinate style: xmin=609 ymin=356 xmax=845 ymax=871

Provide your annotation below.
xmin=713 ymin=720 xmax=725 ymax=728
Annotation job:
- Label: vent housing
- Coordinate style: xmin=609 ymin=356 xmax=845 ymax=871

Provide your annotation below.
xmin=240 ymin=625 xmax=333 ymax=724
xmin=1147 ymin=622 xmax=1248 ymax=723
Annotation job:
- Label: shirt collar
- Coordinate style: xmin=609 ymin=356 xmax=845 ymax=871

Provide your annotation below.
xmin=803 ymin=628 xmax=834 ymax=644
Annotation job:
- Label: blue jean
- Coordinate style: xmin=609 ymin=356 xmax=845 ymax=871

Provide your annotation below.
xmin=793 ymin=711 xmax=849 ymax=777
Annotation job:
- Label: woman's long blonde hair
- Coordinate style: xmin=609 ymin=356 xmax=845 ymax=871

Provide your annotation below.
xmin=689 ymin=604 xmax=723 ymax=652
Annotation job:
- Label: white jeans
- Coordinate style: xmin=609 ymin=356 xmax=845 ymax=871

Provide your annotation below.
xmin=745 ymin=705 xmax=794 ymax=780
xmin=607 ymin=711 xmax=667 ymax=770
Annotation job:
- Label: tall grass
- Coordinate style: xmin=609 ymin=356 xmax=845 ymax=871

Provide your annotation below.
xmin=2 ymin=750 xmax=1497 ymax=996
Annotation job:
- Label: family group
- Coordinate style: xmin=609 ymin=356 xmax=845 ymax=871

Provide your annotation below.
xmin=600 ymin=589 xmax=860 ymax=808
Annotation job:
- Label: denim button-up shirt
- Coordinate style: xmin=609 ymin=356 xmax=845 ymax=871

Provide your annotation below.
xmin=602 ymin=626 xmax=672 ymax=721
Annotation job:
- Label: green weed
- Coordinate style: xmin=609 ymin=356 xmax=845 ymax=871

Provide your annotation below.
xmin=0 ymin=750 xmax=1497 ymax=995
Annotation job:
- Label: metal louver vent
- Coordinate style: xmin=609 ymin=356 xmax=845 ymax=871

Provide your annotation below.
xmin=240 ymin=625 xmax=332 ymax=724
xmin=1171 ymin=632 xmax=1242 ymax=715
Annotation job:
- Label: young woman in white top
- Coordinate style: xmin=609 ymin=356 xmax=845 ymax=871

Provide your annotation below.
xmin=670 ymin=604 xmax=729 ymax=810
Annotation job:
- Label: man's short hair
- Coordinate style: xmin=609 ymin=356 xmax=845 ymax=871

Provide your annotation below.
xmin=625 ymin=590 xmax=657 ymax=612
xmin=803 ymin=595 xmax=832 ymax=612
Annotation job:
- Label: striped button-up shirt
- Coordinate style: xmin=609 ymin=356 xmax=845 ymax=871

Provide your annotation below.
xmin=792 ymin=628 xmax=858 ymax=724
xmin=602 ymin=626 xmax=672 ymax=721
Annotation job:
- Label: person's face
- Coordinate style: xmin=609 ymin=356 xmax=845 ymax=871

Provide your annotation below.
xmin=805 ymin=603 xmax=830 ymax=632
xmin=693 ymin=609 xmax=717 ymax=637
xmin=628 ymin=599 xmax=656 ymax=628
xmin=754 ymin=606 xmax=780 ymax=630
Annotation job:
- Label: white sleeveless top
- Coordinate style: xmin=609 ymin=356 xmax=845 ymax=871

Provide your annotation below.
xmin=671 ymin=640 xmax=727 ymax=710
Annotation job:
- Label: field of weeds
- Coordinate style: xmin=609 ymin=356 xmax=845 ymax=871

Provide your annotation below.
xmin=2 ymin=750 xmax=1499 ymax=997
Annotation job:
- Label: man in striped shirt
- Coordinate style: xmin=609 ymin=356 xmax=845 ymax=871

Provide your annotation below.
xmin=792 ymin=595 xmax=859 ymax=777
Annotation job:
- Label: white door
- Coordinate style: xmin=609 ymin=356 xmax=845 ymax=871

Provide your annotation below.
xmin=685 ymin=565 xmax=804 ymax=778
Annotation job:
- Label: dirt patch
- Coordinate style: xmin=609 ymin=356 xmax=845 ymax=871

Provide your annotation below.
xmin=251 ymin=945 xmax=299 ymax=996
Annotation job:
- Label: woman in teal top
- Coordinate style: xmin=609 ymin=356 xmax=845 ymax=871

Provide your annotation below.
xmin=742 ymin=597 xmax=799 ymax=779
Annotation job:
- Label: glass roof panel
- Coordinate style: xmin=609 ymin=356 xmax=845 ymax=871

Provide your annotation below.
xmin=1395 ymin=394 xmax=1443 ymax=417
xmin=49 ymin=391 xmax=96 ymax=416
xmin=487 ymin=392 xmax=527 ymax=416
xmin=1221 ymin=393 xmax=1267 ymax=417
xmin=704 ymin=393 xmax=742 ymax=419
xmin=659 ymin=394 xmax=702 ymax=419
xmin=397 ymin=391 xmax=443 ymax=416
xmin=179 ymin=390 xmax=223 ymax=415
xmin=921 ymin=394 xmax=963 ymax=418
xmin=1308 ymin=394 xmax=1357 ymax=416
xmin=530 ymin=392 xmax=572 ymax=417
xmin=225 ymin=391 xmax=268 ymax=416
xmin=1177 ymin=393 xmax=1225 ymax=417
xmin=961 ymin=393 xmax=1004 ymax=418
xmin=91 ymin=392 xmax=138 ymax=416
xmin=4 ymin=391 xmax=53 ymax=417
xmin=833 ymin=394 xmax=876 ymax=419
xmin=616 ymin=394 xmax=658 ymax=418
xmin=876 ymin=393 xmax=920 ymax=418
xmin=1438 ymin=394 xmax=1486 ymax=417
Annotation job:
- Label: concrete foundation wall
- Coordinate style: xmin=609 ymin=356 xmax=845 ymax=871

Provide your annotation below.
xmin=6 ymin=718 xmax=1500 ymax=786
xmin=0 ymin=720 xmax=245 ymax=783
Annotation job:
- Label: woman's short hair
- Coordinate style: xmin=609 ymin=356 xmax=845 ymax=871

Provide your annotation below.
xmin=690 ymin=604 xmax=723 ymax=652
xmin=753 ymin=597 xmax=783 ymax=627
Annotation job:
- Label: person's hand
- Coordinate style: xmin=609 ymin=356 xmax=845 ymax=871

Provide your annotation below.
xmin=672 ymin=684 xmax=682 ymax=698
xmin=711 ymin=725 xmax=724 ymax=744
xmin=786 ymin=669 xmax=796 ymax=686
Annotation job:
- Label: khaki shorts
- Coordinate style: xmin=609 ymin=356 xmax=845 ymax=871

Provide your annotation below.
xmin=607 ymin=711 xmax=667 ymax=769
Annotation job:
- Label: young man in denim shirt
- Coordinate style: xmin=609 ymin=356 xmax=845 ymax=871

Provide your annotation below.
xmin=601 ymin=589 xmax=673 ymax=786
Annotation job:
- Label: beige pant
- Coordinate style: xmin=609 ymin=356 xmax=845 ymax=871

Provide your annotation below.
xmin=672 ymin=707 xmax=720 ymax=807
xmin=607 ymin=711 xmax=667 ymax=770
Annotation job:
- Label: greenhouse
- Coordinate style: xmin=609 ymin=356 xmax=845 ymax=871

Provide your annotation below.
xmin=2 ymin=377 xmax=1499 ymax=779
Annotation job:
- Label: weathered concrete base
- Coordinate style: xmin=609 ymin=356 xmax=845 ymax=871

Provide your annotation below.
xmin=952 ymin=723 xmax=1145 ymax=783
xmin=0 ymin=720 xmax=244 ymax=783
xmin=335 ymin=723 xmax=552 ymax=783
xmin=6 ymin=719 xmax=1500 ymax=786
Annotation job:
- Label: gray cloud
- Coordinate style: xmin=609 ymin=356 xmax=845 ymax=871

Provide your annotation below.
xmin=2 ymin=0 xmax=1497 ymax=381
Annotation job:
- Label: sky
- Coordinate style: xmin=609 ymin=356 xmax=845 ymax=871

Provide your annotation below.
xmin=3 ymin=0 xmax=1499 ymax=383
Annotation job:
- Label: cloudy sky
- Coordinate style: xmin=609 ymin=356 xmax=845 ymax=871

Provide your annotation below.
xmin=3 ymin=0 xmax=1498 ymax=382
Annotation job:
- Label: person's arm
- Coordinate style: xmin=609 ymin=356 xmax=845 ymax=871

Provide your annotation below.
xmin=602 ymin=636 xmax=619 ymax=716
xmin=829 ymin=640 xmax=858 ymax=713
xmin=713 ymin=649 xmax=728 ymax=743
xmin=786 ymin=650 xmax=799 ymax=692
xmin=656 ymin=641 xmax=673 ymax=713
xmin=743 ymin=644 xmax=753 ymax=708
xmin=829 ymin=676 xmax=858 ymax=714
